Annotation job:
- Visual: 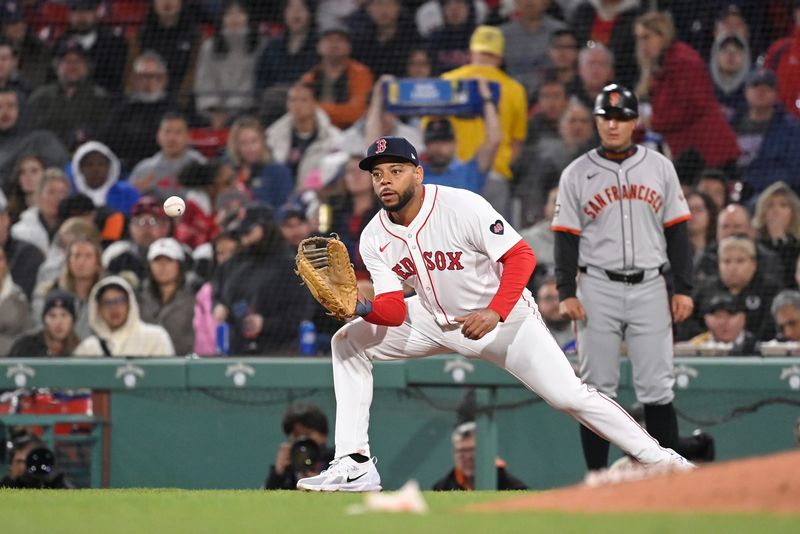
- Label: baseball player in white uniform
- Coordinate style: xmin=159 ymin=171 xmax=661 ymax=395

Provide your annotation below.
xmin=552 ymin=84 xmax=695 ymax=472
xmin=297 ymin=136 xmax=692 ymax=492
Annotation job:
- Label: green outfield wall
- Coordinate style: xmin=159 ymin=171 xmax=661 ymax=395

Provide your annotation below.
xmin=1 ymin=356 xmax=799 ymax=490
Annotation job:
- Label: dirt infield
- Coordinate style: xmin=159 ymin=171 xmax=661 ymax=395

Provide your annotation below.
xmin=473 ymin=450 xmax=800 ymax=515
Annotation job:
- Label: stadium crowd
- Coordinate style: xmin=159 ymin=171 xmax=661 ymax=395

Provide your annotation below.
xmin=0 ymin=0 xmax=800 ymax=357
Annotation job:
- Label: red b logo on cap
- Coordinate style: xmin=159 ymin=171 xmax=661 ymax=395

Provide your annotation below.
xmin=375 ymin=138 xmax=387 ymax=154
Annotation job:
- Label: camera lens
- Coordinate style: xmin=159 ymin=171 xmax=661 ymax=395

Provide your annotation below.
xmin=26 ymin=448 xmax=55 ymax=476
xmin=289 ymin=438 xmax=320 ymax=473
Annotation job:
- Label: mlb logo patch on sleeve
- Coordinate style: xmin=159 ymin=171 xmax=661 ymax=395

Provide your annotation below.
xmin=489 ymin=220 xmax=504 ymax=235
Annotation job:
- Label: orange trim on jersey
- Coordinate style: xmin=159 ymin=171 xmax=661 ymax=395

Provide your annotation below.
xmin=551 ymin=225 xmax=582 ymax=236
xmin=663 ymin=213 xmax=691 ymax=228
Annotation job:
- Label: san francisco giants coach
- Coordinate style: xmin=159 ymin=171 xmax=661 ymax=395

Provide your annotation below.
xmin=552 ymin=83 xmax=694 ymax=473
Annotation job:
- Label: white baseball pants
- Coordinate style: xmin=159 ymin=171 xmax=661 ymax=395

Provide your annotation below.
xmin=331 ymin=296 xmax=677 ymax=464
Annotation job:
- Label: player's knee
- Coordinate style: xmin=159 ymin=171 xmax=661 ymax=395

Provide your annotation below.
xmin=331 ymin=328 xmax=351 ymax=354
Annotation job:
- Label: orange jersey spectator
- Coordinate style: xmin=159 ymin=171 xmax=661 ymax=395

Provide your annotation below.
xmin=300 ymin=23 xmax=374 ymax=129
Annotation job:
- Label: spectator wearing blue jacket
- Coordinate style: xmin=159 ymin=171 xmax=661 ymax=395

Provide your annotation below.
xmin=67 ymin=141 xmax=140 ymax=216
xmin=421 ymin=109 xmax=499 ymax=194
xmin=734 ymin=69 xmax=800 ymax=200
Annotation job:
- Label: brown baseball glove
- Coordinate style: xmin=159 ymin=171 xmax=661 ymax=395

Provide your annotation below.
xmin=295 ymin=235 xmax=357 ymax=321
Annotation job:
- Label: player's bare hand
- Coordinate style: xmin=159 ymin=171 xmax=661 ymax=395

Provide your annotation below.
xmin=373 ymin=74 xmax=396 ymax=98
xmin=455 ymin=308 xmax=501 ymax=340
xmin=671 ymin=294 xmax=694 ymax=323
xmin=559 ymin=297 xmax=586 ymax=321
xmin=274 ymin=442 xmax=291 ymax=475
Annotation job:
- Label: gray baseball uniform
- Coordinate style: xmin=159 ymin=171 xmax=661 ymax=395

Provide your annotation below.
xmin=552 ymin=145 xmax=691 ymax=403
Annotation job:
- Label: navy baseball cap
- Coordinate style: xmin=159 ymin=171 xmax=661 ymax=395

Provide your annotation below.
xmin=705 ymin=292 xmax=744 ymax=315
xmin=746 ymin=69 xmax=777 ymax=88
xmin=359 ymin=136 xmax=420 ymax=171
xmin=424 ymin=118 xmax=455 ymax=143
xmin=56 ymin=39 xmax=89 ymax=60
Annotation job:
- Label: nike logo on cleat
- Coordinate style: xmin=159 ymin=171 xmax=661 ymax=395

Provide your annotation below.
xmin=346 ymin=473 xmax=367 ymax=483
xmin=380 ymin=242 xmax=391 ymax=252
xmin=587 ymin=172 xmax=599 ymax=180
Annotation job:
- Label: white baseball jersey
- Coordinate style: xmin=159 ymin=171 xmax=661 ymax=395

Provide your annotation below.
xmin=360 ymin=184 xmax=531 ymax=326
xmin=551 ymin=146 xmax=690 ymax=271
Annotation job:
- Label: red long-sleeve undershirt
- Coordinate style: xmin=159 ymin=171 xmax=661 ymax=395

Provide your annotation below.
xmin=488 ymin=240 xmax=537 ymax=321
xmin=363 ymin=239 xmax=536 ymax=326
xmin=363 ymin=290 xmax=407 ymax=326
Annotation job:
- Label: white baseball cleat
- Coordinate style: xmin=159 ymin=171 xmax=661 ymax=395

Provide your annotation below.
xmin=297 ymin=456 xmax=382 ymax=492
xmin=661 ymin=448 xmax=696 ymax=470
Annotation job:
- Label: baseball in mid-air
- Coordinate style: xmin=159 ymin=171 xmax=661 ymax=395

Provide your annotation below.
xmin=163 ymin=196 xmax=186 ymax=217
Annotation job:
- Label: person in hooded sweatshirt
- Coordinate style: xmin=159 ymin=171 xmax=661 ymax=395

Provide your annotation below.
xmin=710 ymin=33 xmax=752 ymax=123
xmin=73 ymin=275 xmax=175 ymax=357
xmin=68 ymin=140 xmax=140 ymax=216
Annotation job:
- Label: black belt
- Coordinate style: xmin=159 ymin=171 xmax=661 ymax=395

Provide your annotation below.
xmin=579 ymin=266 xmax=663 ymax=284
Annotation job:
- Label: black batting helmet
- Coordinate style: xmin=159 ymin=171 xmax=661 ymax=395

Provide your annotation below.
xmin=593 ymin=83 xmax=638 ymax=119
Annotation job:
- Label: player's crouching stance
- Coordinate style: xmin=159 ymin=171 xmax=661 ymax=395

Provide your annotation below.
xmin=296 ymin=137 xmax=693 ymax=492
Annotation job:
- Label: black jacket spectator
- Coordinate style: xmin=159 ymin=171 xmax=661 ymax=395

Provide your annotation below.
xmin=27 ymin=80 xmax=109 ymax=151
xmin=6 ymin=330 xmax=49 ymax=357
xmin=27 ymin=42 xmax=110 ymax=150
xmin=693 ymin=240 xmax=785 ymax=289
xmin=3 ymin=234 xmax=43 ymax=300
xmin=426 ymin=0 xmax=475 ymax=75
xmin=254 ymin=0 xmax=318 ymax=92
xmin=686 ymin=273 xmax=782 ymax=342
xmin=1 ymin=8 xmax=52 ymax=89
xmin=101 ymin=97 xmax=176 ymax=173
xmin=570 ymin=0 xmax=643 ymax=88
xmin=350 ymin=4 xmax=420 ymax=77
xmin=132 ymin=5 xmax=201 ymax=102
xmin=0 ymin=90 xmax=69 ymax=193
xmin=255 ymin=32 xmax=318 ymax=92
xmin=55 ymin=25 xmax=128 ymax=96
xmin=432 ymin=466 xmax=528 ymax=491
xmin=214 ymin=211 xmax=308 ymax=354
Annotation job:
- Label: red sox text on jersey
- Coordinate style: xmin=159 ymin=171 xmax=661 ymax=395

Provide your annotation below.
xmin=391 ymin=251 xmax=465 ymax=280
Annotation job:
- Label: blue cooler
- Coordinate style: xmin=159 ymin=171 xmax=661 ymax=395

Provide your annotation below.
xmin=384 ymin=78 xmax=501 ymax=117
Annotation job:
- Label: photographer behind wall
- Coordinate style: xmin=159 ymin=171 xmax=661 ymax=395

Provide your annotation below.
xmin=1 ymin=430 xmax=71 ymax=489
xmin=432 ymin=421 xmax=528 ymax=491
xmin=263 ymin=403 xmax=334 ymax=490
